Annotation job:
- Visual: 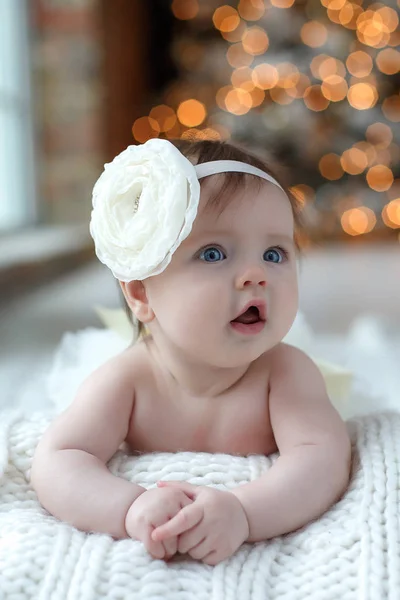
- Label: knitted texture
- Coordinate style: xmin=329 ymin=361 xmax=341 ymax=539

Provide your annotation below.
xmin=0 ymin=410 xmax=399 ymax=599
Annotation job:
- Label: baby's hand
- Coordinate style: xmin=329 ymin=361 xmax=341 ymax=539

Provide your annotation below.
xmin=151 ymin=481 xmax=249 ymax=566
xmin=125 ymin=486 xmax=193 ymax=560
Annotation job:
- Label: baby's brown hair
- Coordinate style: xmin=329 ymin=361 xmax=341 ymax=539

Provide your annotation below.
xmin=121 ymin=138 xmax=306 ymax=338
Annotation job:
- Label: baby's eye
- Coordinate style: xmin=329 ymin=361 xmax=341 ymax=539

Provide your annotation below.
xmin=263 ymin=247 xmax=287 ymax=263
xmin=198 ymin=246 xmax=226 ymax=262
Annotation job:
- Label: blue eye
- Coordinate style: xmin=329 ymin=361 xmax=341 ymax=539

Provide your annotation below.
xmin=263 ymin=247 xmax=286 ymax=263
xmin=199 ymin=247 xmax=226 ymax=262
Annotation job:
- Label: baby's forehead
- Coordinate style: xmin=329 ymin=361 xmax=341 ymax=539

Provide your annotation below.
xmin=194 ymin=177 xmax=294 ymax=231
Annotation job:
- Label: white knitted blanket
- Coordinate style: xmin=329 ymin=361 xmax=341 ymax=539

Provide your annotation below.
xmin=1 ymin=410 xmax=399 ymax=599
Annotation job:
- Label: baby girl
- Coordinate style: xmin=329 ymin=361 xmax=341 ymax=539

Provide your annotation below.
xmin=31 ymin=138 xmax=351 ymax=566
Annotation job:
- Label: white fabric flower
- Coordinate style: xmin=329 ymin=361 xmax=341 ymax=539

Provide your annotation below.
xmin=89 ymin=139 xmax=200 ymax=281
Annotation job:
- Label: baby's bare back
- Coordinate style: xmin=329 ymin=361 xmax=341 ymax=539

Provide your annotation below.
xmin=125 ymin=341 xmax=277 ymax=456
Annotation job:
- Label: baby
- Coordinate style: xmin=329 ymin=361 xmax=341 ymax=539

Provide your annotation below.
xmin=31 ymin=138 xmax=351 ymax=566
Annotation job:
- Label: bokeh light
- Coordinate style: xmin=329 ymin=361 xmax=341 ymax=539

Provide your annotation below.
xmin=132 ymin=117 xmax=160 ymax=143
xmin=171 ymin=0 xmax=199 ymax=20
xmin=382 ymin=199 xmax=400 ymax=229
xmin=341 ymin=207 xmax=376 ymax=236
xmin=166 ymin=0 xmax=400 ymax=241
xmin=346 ymin=51 xmax=373 ymax=77
xmin=376 ymin=48 xmax=400 ymax=75
xmin=366 ymin=122 xmax=393 ymax=149
xmin=252 ymin=63 xmax=279 ymax=89
xmin=304 ymin=85 xmax=330 ymax=111
xmin=242 ymin=26 xmax=269 ymax=55
xmin=321 ymin=75 xmax=348 ymax=101
xmin=300 ymin=21 xmax=328 ymax=48
xmin=270 ymin=0 xmax=295 ymax=7
xmin=231 ymin=66 xmax=254 ymax=90
xmin=340 ymin=147 xmax=368 ymax=174
xmin=319 ymin=153 xmax=344 ymax=179
xmin=347 ymin=82 xmax=378 ymax=109
xmin=213 ymin=5 xmax=240 ymax=32
xmin=177 ymin=99 xmax=207 ymax=127
xmin=149 ymin=105 xmax=177 ymax=132
xmin=366 ymin=164 xmax=394 ymax=191
xmin=237 ymin=0 xmax=265 ymax=21
xmin=382 ymin=95 xmax=400 ymax=122
xmin=226 ymin=43 xmax=254 ymax=67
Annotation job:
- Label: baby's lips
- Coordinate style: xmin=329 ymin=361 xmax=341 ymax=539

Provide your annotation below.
xmin=232 ymin=299 xmax=267 ymax=321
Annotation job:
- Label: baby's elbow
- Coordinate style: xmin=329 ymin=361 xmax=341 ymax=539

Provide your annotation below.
xmin=332 ymin=432 xmax=352 ymax=501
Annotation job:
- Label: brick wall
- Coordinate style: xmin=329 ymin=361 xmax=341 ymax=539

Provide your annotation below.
xmin=31 ymin=0 xmax=105 ymax=225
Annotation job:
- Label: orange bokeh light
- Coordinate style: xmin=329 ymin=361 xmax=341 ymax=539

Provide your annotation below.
xmin=286 ymin=73 xmax=311 ymax=98
xmin=311 ymin=55 xmax=346 ymax=80
xmin=366 ymin=122 xmax=393 ymax=149
xmin=341 ymin=207 xmax=376 ymax=236
xmin=213 ymin=5 xmax=240 ymax=32
xmin=366 ymin=165 xmax=394 ymax=191
xmin=319 ymin=153 xmax=344 ymax=180
xmin=220 ymin=19 xmax=247 ymax=43
xmin=270 ymin=0 xmax=295 ymax=7
xmin=249 ymin=86 xmax=265 ymax=107
xmin=382 ymin=95 xmax=400 ymax=122
xmin=321 ymin=75 xmax=348 ymax=101
xmin=177 ymin=99 xmax=206 ymax=127
xmin=242 ymin=26 xmax=269 ymax=55
xmin=231 ymin=66 xmax=255 ymax=90
xmin=238 ymin=0 xmax=265 ymax=21
xmin=347 ymin=82 xmax=378 ymax=110
xmin=376 ymin=6 xmax=399 ymax=32
xmin=132 ymin=117 xmax=160 ymax=143
xmin=353 ymin=141 xmax=377 ymax=166
xmin=149 ymin=105 xmax=177 ymax=133
xmin=382 ymin=199 xmax=400 ymax=229
xmin=376 ymin=48 xmax=400 ymax=75
xmin=276 ymin=63 xmax=300 ymax=89
xmin=300 ymin=21 xmax=328 ymax=47
xmin=356 ymin=10 xmax=391 ymax=48
xmin=304 ymin=85 xmax=330 ymax=111
xmin=346 ymin=51 xmax=373 ymax=77
xmin=339 ymin=2 xmax=363 ymax=29
xmin=340 ymin=147 xmax=368 ymax=174
xmin=321 ymin=0 xmax=346 ymax=9
xmin=171 ymin=0 xmax=199 ymax=20
xmin=224 ymin=87 xmax=253 ymax=114
xmin=252 ymin=63 xmax=279 ymax=89
xmin=270 ymin=87 xmax=295 ymax=105
xmin=226 ymin=43 xmax=254 ymax=68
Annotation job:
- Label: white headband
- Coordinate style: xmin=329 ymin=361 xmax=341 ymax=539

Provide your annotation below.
xmin=90 ymin=138 xmax=286 ymax=282
xmin=195 ymin=160 xmax=285 ymax=192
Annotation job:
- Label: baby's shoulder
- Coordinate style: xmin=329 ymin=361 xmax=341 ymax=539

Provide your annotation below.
xmin=264 ymin=342 xmax=324 ymax=393
xmin=89 ymin=338 xmax=150 ymax=386
xmin=262 ymin=342 xmax=317 ymax=380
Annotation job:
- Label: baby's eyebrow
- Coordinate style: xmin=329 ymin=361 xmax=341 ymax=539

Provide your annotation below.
xmin=186 ymin=231 xmax=295 ymax=248
xmin=266 ymin=234 xmax=295 ymax=246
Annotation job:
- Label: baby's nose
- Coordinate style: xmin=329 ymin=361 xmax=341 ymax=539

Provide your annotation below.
xmin=235 ymin=265 xmax=267 ymax=290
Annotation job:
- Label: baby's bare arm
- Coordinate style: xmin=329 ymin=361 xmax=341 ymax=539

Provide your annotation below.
xmin=232 ymin=344 xmax=351 ymax=542
xmin=31 ymin=352 xmax=144 ymax=539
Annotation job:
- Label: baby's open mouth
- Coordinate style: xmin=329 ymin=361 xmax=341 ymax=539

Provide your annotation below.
xmin=231 ymin=306 xmax=263 ymax=325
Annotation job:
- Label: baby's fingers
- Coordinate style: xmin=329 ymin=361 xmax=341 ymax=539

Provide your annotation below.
xmin=152 ymin=503 xmax=203 ymax=542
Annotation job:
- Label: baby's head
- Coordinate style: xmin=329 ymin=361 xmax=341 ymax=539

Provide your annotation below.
xmin=90 ymin=138 xmax=304 ymax=367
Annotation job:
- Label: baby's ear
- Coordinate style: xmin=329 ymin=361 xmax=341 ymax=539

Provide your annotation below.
xmin=119 ymin=280 xmax=155 ymax=324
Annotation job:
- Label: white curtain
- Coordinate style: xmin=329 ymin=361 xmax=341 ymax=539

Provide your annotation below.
xmin=0 ymin=0 xmax=36 ymax=231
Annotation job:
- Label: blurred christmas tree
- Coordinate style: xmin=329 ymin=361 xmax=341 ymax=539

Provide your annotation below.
xmin=134 ymin=0 xmax=400 ymax=243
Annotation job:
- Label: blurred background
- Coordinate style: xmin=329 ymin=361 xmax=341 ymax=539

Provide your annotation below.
xmin=0 ymin=0 xmax=399 ymax=404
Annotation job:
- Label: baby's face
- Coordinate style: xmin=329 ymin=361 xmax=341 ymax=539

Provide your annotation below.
xmin=143 ymin=179 xmax=299 ymax=368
